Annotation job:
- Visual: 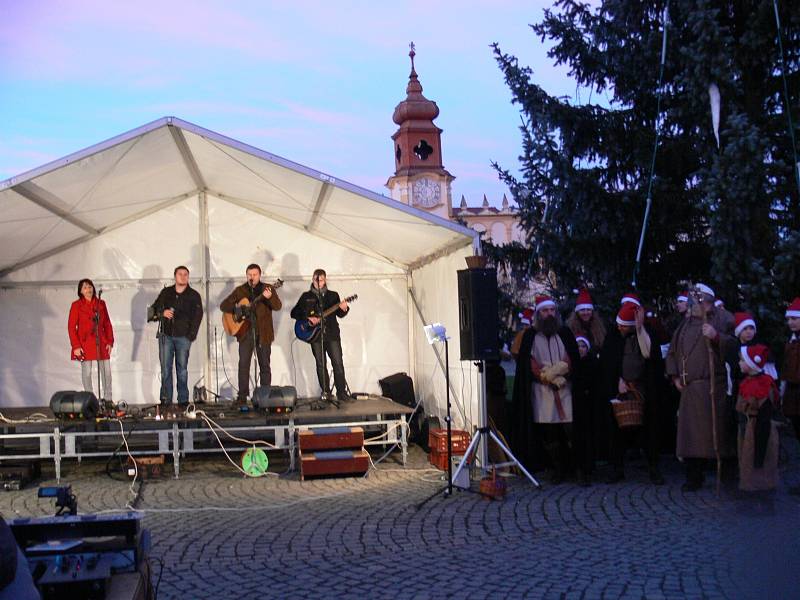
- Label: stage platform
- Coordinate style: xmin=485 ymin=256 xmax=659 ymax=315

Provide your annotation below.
xmin=0 ymin=395 xmax=412 ymax=481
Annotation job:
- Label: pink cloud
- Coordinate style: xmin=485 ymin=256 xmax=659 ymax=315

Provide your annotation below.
xmin=0 ymin=0 xmax=322 ymax=82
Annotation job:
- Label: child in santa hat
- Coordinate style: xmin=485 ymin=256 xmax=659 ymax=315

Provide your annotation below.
xmin=736 ymin=344 xmax=779 ymax=492
xmin=510 ymin=307 xmax=535 ymax=359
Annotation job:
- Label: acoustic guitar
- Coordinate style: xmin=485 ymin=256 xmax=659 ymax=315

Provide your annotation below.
xmin=294 ymin=294 xmax=358 ymax=343
xmin=222 ymin=279 xmax=283 ymax=339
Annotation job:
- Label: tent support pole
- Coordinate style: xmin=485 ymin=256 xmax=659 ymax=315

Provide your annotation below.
xmin=199 ymin=191 xmax=212 ymax=399
xmin=406 ymin=271 xmax=417 ymax=394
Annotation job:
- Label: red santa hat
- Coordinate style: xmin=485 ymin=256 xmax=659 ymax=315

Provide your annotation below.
xmin=518 ymin=307 xmax=535 ymax=325
xmin=740 ymin=344 xmax=769 ymax=373
xmin=535 ymin=295 xmax=556 ymax=312
xmin=575 ymin=335 xmax=591 ymax=350
xmin=676 ymin=291 xmax=689 ymax=303
xmin=616 ymin=303 xmax=637 ymax=327
xmin=574 ymin=288 xmax=594 ymax=312
xmin=733 ymin=312 xmax=756 ymax=337
xmin=620 ymin=292 xmax=641 ymax=307
xmin=786 ymin=297 xmax=800 ymax=319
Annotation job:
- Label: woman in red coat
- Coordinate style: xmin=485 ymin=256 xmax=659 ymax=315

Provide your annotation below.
xmin=68 ymin=279 xmax=114 ymax=401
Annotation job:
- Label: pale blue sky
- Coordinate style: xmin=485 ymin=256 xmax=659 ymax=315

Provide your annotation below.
xmin=0 ymin=0 xmax=581 ymax=206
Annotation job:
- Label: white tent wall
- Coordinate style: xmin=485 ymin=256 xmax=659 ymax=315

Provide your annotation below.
xmin=409 ymin=246 xmax=481 ymax=432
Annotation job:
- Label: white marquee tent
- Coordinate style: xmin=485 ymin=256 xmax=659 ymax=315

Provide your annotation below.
xmin=0 ymin=117 xmax=483 ymax=430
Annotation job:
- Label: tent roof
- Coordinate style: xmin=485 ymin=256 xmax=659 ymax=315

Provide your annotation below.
xmin=0 ymin=117 xmax=477 ymax=278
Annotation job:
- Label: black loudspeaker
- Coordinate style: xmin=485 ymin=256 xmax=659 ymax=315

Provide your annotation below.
xmin=252 ymin=385 xmax=297 ymax=413
xmin=378 ymin=373 xmax=425 ymax=445
xmin=457 ymin=268 xmax=499 ymax=361
xmin=50 ymin=391 xmax=99 ymax=420
xmin=378 ymin=373 xmax=415 ymax=407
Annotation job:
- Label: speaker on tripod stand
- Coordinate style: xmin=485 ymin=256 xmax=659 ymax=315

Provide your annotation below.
xmin=457 ymin=268 xmax=499 ymax=362
xmin=450 ymin=266 xmax=540 ymax=490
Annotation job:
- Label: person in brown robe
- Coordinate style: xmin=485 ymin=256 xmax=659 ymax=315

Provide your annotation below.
xmin=782 ymin=297 xmax=800 ymax=441
xmin=665 ymin=283 xmax=735 ymax=491
xmin=736 ymin=344 xmax=779 ymax=492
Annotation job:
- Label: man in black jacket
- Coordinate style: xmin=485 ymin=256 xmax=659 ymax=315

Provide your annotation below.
xmin=291 ymin=269 xmax=351 ymax=403
xmin=152 ymin=265 xmax=204 ymax=406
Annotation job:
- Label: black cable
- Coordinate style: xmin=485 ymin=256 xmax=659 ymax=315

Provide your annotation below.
xmin=129 ymin=479 xmax=145 ymax=509
xmin=290 ymin=337 xmax=298 ymax=390
xmin=104 ymin=421 xmax=139 ymax=482
xmin=149 ymin=555 xmax=164 ymax=600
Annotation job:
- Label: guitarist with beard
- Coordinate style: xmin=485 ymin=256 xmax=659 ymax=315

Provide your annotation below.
xmin=291 ymin=269 xmax=351 ymax=404
xmin=220 ymin=263 xmax=282 ymax=405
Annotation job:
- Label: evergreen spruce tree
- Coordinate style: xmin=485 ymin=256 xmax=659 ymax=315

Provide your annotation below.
xmin=491 ymin=0 xmax=799 ymax=328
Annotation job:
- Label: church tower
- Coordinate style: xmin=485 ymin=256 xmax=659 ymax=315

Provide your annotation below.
xmin=386 ymin=43 xmax=454 ymax=219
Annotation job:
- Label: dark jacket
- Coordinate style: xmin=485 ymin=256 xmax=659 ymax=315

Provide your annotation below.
xmin=290 ymin=286 xmax=348 ymax=341
xmin=153 ymin=285 xmax=203 ymax=341
xmin=220 ymin=282 xmax=282 ymax=345
xmin=599 ymin=324 xmax=665 ymax=404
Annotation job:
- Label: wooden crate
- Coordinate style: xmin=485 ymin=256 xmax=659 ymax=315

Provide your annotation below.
xmin=300 ymin=449 xmax=369 ymax=480
xmin=428 ymin=429 xmax=471 ymax=454
xmin=298 ymin=426 xmax=364 ymax=451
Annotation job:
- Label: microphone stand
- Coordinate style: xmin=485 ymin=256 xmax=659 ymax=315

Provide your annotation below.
xmin=93 ymin=292 xmax=103 ymax=402
xmin=214 ymin=326 xmax=220 ymax=402
xmin=317 ymin=289 xmax=338 ymax=409
xmin=249 ymin=283 xmax=261 ymax=402
xmin=157 ymin=306 xmax=168 ymax=406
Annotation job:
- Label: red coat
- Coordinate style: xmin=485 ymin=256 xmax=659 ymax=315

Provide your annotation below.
xmin=68 ymin=298 xmax=114 ymax=360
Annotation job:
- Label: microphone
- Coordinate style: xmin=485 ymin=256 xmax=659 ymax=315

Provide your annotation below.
xmin=98 ymin=287 xmax=103 ymax=299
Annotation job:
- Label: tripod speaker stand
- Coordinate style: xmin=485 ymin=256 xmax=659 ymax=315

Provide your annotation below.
xmin=450 ymin=360 xmax=539 ymax=489
xmin=416 ymin=323 xmax=539 ymax=513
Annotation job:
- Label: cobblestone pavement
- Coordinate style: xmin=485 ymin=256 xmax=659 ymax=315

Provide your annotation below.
xmin=2 ymin=436 xmax=800 ymax=600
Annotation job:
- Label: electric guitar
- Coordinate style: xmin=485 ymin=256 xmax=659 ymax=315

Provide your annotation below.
xmin=222 ymin=279 xmax=283 ymax=339
xmin=294 ymin=294 xmax=358 ymax=343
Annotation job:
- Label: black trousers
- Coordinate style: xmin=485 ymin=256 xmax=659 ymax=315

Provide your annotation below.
xmin=684 ymin=457 xmax=706 ymax=485
xmin=609 ymin=385 xmax=660 ymax=472
xmin=238 ymin=333 xmax=271 ymax=398
xmin=540 ymin=423 xmax=574 ymax=474
xmin=310 ymin=337 xmax=348 ymax=399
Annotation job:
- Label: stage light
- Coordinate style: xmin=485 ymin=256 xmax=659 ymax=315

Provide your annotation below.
xmin=424 ymin=323 xmax=447 ymax=345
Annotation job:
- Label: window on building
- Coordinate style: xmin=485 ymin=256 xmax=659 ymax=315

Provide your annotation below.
xmin=413 ymin=140 xmax=433 ymax=160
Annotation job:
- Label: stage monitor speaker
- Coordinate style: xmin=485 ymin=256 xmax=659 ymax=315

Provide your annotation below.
xmin=253 ymin=385 xmax=297 ymax=413
xmin=378 ymin=372 xmax=415 ymax=408
xmin=457 ymin=268 xmax=499 ymax=361
xmin=379 ymin=373 xmax=427 ymax=446
xmin=49 ymin=391 xmax=99 ymax=420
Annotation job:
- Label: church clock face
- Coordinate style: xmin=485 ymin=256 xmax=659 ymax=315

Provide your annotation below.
xmin=412 ymin=178 xmax=441 ymax=208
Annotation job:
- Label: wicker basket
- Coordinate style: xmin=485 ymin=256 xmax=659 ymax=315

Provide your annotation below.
xmin=479 ymin=468 xmax=507 ymax=500
xmin=611 ymin=390 xmax=644 ymax=428
xmin=465 ymin=255 xmax=487 ymax=269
